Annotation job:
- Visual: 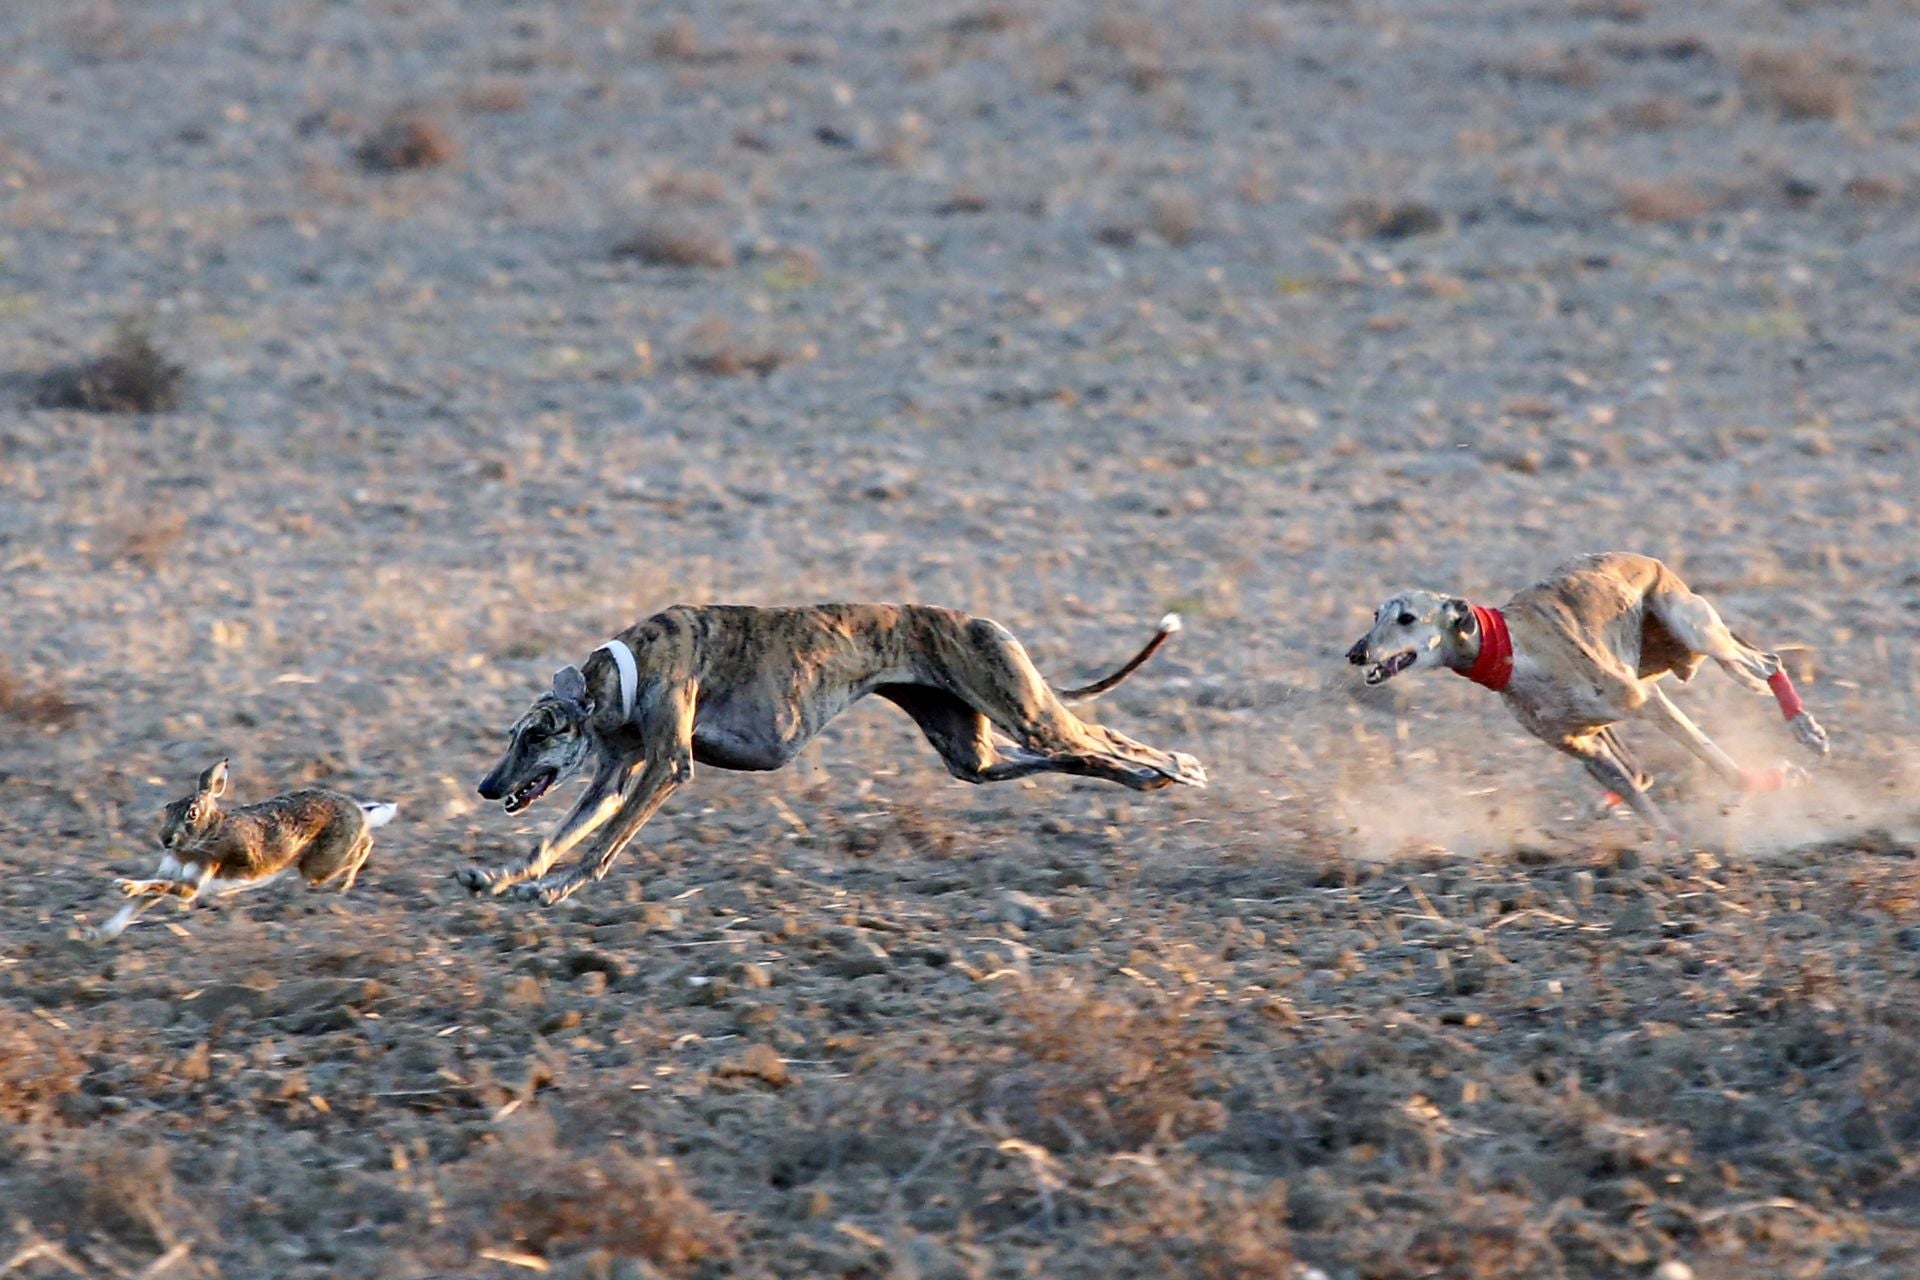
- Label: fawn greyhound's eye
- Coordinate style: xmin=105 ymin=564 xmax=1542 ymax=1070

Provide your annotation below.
xmin=1397 ymin=612 xmax=1416 ymax=626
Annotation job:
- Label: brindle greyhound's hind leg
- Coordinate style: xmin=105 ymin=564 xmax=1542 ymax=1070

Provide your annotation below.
xmin=505 ymin=683 xmax=697 ymax=906
xmin=1648 ymin=591 xmax=1829 ymax=756
xmin=934 ymin=620 xmax=1206 ymax=789
xmin=457 ymin=755 xmax=640 ymax=896
xmin=875 ymin=685 xmax=1056 ymax=783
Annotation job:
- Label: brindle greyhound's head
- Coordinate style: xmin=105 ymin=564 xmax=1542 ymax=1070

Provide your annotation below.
xmin=1345 ymin=591 xmax=1476 ymax=686
xmin=159 ymin=758 xmax=228 ymax=849
xmin=477 ymin=666 xmax=597 ymax=814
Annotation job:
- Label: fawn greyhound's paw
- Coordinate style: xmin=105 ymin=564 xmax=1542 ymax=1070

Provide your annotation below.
xmin=1789 ymin=712 xmax=1829 ymax=758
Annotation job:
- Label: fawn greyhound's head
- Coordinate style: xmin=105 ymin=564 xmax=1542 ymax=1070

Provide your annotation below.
xmin=478 ymin=666 xmax=597 ymax=814
xmin=1345 ymin=591 xmax=1476 ymax=686
xmin=158 ymin=758 xmax=229 ymax=849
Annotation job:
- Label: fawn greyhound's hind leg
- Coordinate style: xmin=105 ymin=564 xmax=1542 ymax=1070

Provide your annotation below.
xmin=1649 ymin=590 xmax=1829 ymax=756
xmin=1561 ymin=732 xmax=1679 ymax=845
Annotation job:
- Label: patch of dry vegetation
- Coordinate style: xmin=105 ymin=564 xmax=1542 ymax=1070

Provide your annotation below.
xmin=448 ymin=1129 xmax=735 ymax=1272
xmin=612 ymin=215 xmax=737 ymax=269
xmin=33 ymin=319 xmax=185 ymax=414
xmin=1617 ymin=177 xmax=1717 ymax=222
xmin=682 ymin=316 xmax=790 ymax=377
xmin=1739 ymin=45 xmax=1858 ymax=122
xmin=0 ymin=658 xmax=84 ymax=728
xmin=1336 ymin=197 xmax=1443 ymax=240
xmin=355 ymin=111 xmax=458 ymax=171
xmin=977 ymin=989 xmax=1225 ymax=1150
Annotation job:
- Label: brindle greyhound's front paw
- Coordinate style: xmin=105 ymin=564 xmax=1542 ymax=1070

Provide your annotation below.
xmin=1168 ymin=752 xmax=1208 ymax=788
xmin=454 ymin=866 xmax=508 ymax=896
xmin=501 ymin=878 xmax=571 ymax=907
xmin=1789 ymin=712 xmax=1829 ymax=758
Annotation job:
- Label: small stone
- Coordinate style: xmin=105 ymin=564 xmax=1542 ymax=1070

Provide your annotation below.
xmin=999 ymin=890 xmax=1052 ymax=928
xmin=1652 ymin=1263 xmax=1694 ymax=1280
xmin=716 ymin=1042 xmax=790 ymax=1088
xmin=498 ymin=974 xmax=544 ymax=1008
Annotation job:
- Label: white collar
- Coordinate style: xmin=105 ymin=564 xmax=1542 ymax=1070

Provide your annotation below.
xmin=594 ymin=638 xmax=639 ymax=719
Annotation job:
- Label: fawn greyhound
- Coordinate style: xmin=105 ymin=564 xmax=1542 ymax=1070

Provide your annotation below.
xmin=1346 ymin=552 xmax=1829 ymax=840
xmin=460 ymin=604 xmax=1205 ymax=905
xmin=87 ymin=759 xmax=397 ymax=941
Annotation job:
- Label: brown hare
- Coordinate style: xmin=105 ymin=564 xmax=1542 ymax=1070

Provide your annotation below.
xmin=87 ymin=759 xmax=397 ymax=941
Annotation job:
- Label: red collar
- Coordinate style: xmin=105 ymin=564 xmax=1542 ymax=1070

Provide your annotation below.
xmin=1458 ymin=604 xmax=1513 ymax=691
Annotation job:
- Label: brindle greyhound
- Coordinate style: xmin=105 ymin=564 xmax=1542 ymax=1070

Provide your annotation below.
xmin=461 ymin=604 xmax=1205 ymax=905
xmin=1346 ymin=552 xmax=1828 ymax=841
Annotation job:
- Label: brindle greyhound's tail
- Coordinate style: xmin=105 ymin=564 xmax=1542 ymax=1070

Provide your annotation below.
xmin=1058 ymin=614 xmax=1183 ymax=702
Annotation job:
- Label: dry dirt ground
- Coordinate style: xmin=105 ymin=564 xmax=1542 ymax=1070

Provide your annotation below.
xmin=4 ymin=0 xmax=1920 ymax=1276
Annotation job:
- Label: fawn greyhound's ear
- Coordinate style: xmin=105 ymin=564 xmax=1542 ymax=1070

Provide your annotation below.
xmin=198 ymin=758 xmax=230 ymax=797
xmin=551 ymin=665 xmax=593 ymax=718
xmin=1442 ymin=597 xmax=1474 ymax=635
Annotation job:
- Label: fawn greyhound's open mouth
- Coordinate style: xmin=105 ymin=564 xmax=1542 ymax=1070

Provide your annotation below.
xmin=502 ymin=770 xmax=557 ymax=814
xmin=1363 ymin=651 xmax=1417 ymax=686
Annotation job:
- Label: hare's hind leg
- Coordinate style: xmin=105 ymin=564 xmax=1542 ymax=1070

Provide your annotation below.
xmin=301 ymin=830 xmax=372 ymax=892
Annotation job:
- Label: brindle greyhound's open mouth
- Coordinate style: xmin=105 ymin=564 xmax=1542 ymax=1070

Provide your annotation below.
xmin=503 ymin=770 xmax=557 ymax=814
xmin=1364 ymin=651 xmax=1417 ymax=686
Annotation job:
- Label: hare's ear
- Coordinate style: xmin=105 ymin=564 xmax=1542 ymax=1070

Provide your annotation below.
xmin=552 ymin=665 xmax=592 ymax=717
xmin=198 ymin=759 xmax=230 ymax=798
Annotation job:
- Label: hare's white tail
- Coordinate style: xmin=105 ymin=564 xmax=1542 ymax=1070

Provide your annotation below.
xmin=359 ymin=801 xmax=398 ymax=829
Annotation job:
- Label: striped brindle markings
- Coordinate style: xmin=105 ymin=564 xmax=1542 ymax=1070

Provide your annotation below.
xmin=463 ymin=603 xmax=1206 ymax=906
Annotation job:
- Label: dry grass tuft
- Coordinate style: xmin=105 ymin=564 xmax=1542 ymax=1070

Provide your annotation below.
xmin=936 ymin=182 xmax=991 ymax=215
xmin=1615 ymin=95 xmax=1690 ymax=130
xmin=683 ymin=316 xmax=788 ymax=378
xmin=458 ymin=79 xmax=528 ymax=114
xmin=24 ymin=1130 xmax=213 ymax=1256
xmin=1149 ymin=190 xmax=1203 ymax=246
xmin=612 ymin=215 xmax=736 ymax=269
xmin=950 ymin=5 xmax=1031 ymax=37
xmin=1495 ymin=45 xmax=1603 ymax=89
xmin=1335 ymin=198 xmax=1442 ymax=240
xmin=651 ymin=17 xmax=705 ymax=62
xmin=355 ymin=111 xmax=458 ymax=171
xmin=977 ymin=989 xmax=1225 ymax=1150
xmin=103 ymin=509 xmax=188 ymax=570
xmin=0 ymin=1008 xmax=87 ymax=1125
xmin=1617 ymin=177 xmax=1716 ymax=222
xmin=34 ymin=319 xmax=186 ymax=414
xmin=454 ymin=1135 xmax=734 ymax=1271
xmin=1739 ymin=46 xmax=1857 ymax=122
xmin=0 ymin=659 xmax=83 ymax=727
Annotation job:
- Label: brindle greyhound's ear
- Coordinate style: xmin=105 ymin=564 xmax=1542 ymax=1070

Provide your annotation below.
xmin=552 ymin=665 xmax=593 ymax=717
xmin=198 ymin=758 xmax=230 ymax=797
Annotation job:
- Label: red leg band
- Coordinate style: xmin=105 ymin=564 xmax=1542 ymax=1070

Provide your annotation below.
xmin=1601 ymin=791 xmax=1623 ymax=807
xmin=1767 ymin=670 xmax=1804 ymax=721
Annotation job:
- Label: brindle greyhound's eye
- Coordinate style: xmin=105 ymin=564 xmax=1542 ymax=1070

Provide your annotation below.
xmin=1397 ymin=612 xmax=1416 ymax=626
